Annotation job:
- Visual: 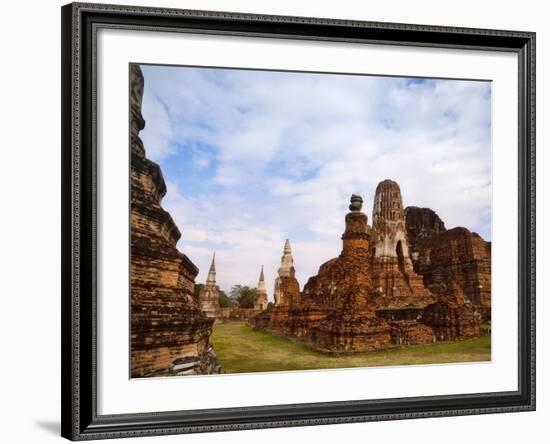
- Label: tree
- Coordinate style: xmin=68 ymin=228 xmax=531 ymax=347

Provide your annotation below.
xmin=238 ymin=287 xmax=256 ymax=308
xmin=218 ymin=290 xmax=232 ymax=308
xmin=229 ymin=285 xmax=257 ymax=309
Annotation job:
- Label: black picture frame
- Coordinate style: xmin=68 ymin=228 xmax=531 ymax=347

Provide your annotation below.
xmin=61 ymin=2 xmax=536 ymax=440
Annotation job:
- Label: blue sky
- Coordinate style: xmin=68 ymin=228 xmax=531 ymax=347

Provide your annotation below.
xmin=139 ymin=64 xmax=492 ymax=295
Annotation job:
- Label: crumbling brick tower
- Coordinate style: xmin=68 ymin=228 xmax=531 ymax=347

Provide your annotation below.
xmin=198 ymin=253 xmax=221 ymax=319
xmin=370 ymin=179 xmax=434 ymax=309
xmin=273 ymin=239 xmax=300 ymax=307
xmin=254 ymin=266 xmax=269 ymax=311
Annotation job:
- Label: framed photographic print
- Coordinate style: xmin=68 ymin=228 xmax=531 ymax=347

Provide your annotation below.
xmin=61 ymin=2 xmax=536 ymax=440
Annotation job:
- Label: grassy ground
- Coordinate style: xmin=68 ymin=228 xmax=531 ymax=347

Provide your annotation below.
xmin=211 ymin=321 xmax=491 ymax=374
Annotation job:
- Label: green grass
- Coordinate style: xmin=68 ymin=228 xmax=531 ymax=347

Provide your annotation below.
xmin=211 ymin=321 xmax=491 ymax=374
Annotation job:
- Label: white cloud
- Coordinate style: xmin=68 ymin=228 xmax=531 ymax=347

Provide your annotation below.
xmin=140 ymin=93 xmax=175 ymax=160
xmin=141 ymin=66 xmax=492 ymax=294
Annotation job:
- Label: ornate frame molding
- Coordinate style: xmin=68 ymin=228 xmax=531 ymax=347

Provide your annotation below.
xmin=61 ymin=2 xmax=535 ymax=440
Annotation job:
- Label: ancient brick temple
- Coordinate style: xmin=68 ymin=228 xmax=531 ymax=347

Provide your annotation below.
xmin=405 ymin=206 xmax=492 ymax=321
xmin=253 ymin=179 xmax=489 ymax=352
xmin=370 ymin=180 xmax=435 ymax=309
xmin=130 ymin=64 xmax=220 ymax=377
xmin=198 ymin=253 xmax=221 ymax=319
xmin=273 ymin=240 xmax=301 ymax=307
xmin=254 ymin=266 xmax=269 ymax=311
xmin=253 ymin=240 xmax=305 ymax=335
xmin=302 ymin=194 xmax=394 ymax=351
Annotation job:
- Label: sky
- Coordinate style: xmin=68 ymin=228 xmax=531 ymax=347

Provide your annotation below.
xmin=139 ymin=64 xmax=492 ymax=297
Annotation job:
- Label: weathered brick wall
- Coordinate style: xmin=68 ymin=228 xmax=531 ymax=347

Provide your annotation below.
xmin=405 ymin=206 xmax=446 ymax=252
xmin=312 ymin=313 xmax=392 ymax=353
xmin=217 ymin=307 xmax=262 ymax=321
xmin=421 ymin=299 xmax=481 ymax=340
xmin=406 ymin=208 xmax=492 ymax=319
xmin=389 ymin=320 xmax=434 ymax=345
xmin=370 ymin=258 xmax=435 ymax=309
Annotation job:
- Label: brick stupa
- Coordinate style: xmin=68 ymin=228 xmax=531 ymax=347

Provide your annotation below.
xmin=254 ymin=266 xmax=269 ymax=311
xmin=198 ymin=253 xmax=221 ymax=320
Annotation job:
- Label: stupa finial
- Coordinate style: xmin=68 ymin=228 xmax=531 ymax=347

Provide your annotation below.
xmin=206 ymin=252 xmax=216 ymax=284
xmin=349 ymin=194 xmax=363 ymax=212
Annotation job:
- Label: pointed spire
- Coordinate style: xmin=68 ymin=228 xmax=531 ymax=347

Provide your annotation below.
xmin=206 ymin=252 xmax=216 ymax=284
xmin=284 ymin=239 xmax=292 ymax=254
xmin=257 ymin=265 xmax=266 ymax=292
xmin=278 ymin=239 xmax=295 ymax=277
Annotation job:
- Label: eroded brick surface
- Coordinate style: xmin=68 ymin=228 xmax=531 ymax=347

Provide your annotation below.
xmin=406 ymin=207 xmax=491 ymax=321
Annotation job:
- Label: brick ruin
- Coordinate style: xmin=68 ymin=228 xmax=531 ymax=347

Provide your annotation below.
xmin=196 ymin=257 xmax=268 ymax=322
xmin=255 ymin=266 xmax=269 ymax=311
xmin=405 ymin=206 xmax=492 ymax=322
xmin=370 ymin=180 xmax=435 ymax=310
xmin=198 ymin=253 xmax=221 ymax=320
xmin=130 ymin=64 xmax=221 ymax=377
xmin=253 ymin=179 xmax=490 ymax=352
xmin=273 ymin=240 xmax=301 ymax=308
xmin=254 ymin=240 xmax=309 ymax=336
xmin=130 ymin=64 xmax=489 ymax=366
